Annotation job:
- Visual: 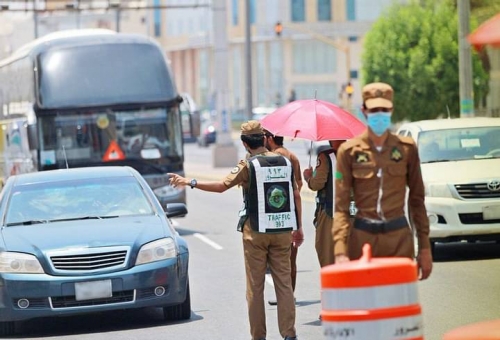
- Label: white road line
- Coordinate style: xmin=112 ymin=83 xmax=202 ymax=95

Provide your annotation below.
xmin=193 ymin=233 xmax=223 ymax=250
xmin=265 ymin=274 xmax=275 ymax=287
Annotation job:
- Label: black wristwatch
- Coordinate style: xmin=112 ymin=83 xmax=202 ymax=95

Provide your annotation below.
xmin=189 ymin=178 xmax=197 ymax=189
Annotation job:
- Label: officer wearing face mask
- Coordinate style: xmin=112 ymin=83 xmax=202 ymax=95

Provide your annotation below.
xmin=332 ymin=82 xmax=433 ymax=281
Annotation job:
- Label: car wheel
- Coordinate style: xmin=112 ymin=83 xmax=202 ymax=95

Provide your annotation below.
xmin=163 ymin=280 xmax=191 ymax=321
xmin=0 ymin=321 xmax=15 ymax=336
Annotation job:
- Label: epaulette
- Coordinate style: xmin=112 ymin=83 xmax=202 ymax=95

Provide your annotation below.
xmin=342 ymin=138 xmax=364 ymax=150
xmin=397 ymin=135 xmax=416 ymax=146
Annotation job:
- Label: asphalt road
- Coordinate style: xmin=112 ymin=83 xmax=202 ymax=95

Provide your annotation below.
xmin=6 ymin=141 xmax=500 ymax=340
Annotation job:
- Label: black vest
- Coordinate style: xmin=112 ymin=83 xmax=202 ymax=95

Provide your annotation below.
xmin=244 ymin=155 xmax=298 ymax=233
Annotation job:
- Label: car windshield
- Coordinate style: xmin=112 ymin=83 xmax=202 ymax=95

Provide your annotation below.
xmin=5 ymin=176 xmax=154 ymax=226
xmin=418 ymin=126 xmax=500 ymax=163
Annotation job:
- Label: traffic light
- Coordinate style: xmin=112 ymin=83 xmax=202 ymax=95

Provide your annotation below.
xmin=345 ymin=82 xmax=354 ymax=98
xmin=274 ymin=21 xmax=283 ymax=37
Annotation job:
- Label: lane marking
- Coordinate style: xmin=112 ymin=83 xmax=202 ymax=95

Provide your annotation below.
xmin=193 ymin=233 xmax=223 ymax=250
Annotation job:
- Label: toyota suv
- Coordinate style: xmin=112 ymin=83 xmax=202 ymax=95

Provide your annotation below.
xmin=396 ymin=117 xmax=500 ymax=251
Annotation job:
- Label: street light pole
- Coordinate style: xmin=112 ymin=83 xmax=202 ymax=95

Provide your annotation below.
xmin=244 ymin=0 xmax=253 ymax=120
xmin=458 ymin=0 xmax=474 ymax=117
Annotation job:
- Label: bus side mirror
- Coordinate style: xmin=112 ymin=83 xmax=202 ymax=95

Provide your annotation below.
xmin=27 ymin=125 xmax=39 ymax=150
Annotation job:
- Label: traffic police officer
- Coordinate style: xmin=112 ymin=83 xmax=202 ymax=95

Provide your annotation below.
xmin=303 ymin=140 xmax=345 ymax=267
xmin=264 ymin=129 xmax=302 ymax=302
xmin=168 ymin=120 xmax=303 ymax=340
xmin=333 ymin=82 xmax=433 ymax=280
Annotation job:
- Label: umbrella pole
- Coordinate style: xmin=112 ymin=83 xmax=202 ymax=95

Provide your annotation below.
xmin=309 ymin=141 xmax=313 ymax=168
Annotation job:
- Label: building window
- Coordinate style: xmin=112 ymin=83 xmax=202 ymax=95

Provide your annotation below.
xmin=346 ymin=0 xmax=355 ymax=21
xmin=231 ymin=47 xmax=242 ymax=111
xmin=292 ymin=41 xmax=336 ymax=74
xmin=154 ymin=0 xmax=161 ymax=37
xmin=291 ymin=0 xmax=305 ymax=22
xmin=232 ymin=0 xmax=238 ymax=25
xmin=350 ymin=70 xmax=358 ymax=79
xmin=250 ymin=0 xmax=256 ymax=24
xmin=317 ymin=0 xmax=331 ymax=21
xmin=295 ymin=83 xmax=338 ymax=104
xmin=256 ymin=43 xmax=266 ymax=106
xmin=348 ymin=36 xmax=358 ymax=42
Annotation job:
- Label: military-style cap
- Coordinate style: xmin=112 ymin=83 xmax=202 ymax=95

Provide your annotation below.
xmin=362 ymin=82 xmax=394 ymax=109
xmin=241 ymin=120 xmax=264 ymax=136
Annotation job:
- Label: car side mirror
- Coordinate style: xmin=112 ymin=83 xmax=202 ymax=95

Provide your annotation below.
xmin=165 ymin=203 xmax=188 ymax=218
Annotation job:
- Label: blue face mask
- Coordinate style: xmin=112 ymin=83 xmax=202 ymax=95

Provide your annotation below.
xmin=367 ymin=111 xmax=392 ymax=136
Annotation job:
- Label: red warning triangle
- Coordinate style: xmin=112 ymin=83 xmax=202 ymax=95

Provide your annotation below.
xmin=103 ymin=140 xmax=126 ymax=162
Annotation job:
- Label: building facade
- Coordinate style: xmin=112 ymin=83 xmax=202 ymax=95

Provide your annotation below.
xmin=158 ymin=0 xmax=400 ymax=116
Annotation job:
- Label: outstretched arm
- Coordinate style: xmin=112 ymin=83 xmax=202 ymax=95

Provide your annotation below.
xmin=168 ymin=173 xmax=228 ymax=193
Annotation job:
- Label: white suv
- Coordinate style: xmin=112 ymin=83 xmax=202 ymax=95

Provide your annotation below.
xmin=397 ymin=117 xmax=500 ymax=250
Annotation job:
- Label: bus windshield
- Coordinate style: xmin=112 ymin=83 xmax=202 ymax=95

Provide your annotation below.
xmin=37 ymin=43 xmax=176 ymax=108
xmin=39 ymin=107 xmax=183 ymax=174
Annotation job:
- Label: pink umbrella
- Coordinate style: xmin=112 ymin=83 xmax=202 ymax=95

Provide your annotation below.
xmin=261 ymin=99 xmax=366 ymax=141
xmin=260 ymin=99 xmax=366 ymax=166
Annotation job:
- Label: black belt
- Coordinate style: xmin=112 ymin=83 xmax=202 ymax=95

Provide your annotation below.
xmin=354 ymin=216 xmax=408 ymax=234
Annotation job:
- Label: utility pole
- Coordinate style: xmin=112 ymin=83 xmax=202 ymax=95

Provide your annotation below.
xmin=458 ymin=0 xmax=474 ymax=117
xmin=244 ymin=0 xmax=253 ymax=120
xmin=211 ymin=0 xmax=238 ymax=167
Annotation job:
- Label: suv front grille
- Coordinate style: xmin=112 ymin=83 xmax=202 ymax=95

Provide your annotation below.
xmin=455 ymin=183 xmax=500 ymax=199
xmin=459 ymin=213 xmax=500 ymax=224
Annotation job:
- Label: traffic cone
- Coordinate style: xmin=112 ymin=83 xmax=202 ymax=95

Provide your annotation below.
xmin=321 ymin=244 xmax=423 ymax=340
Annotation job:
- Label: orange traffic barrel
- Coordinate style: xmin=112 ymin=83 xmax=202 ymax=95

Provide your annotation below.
xmin=321 ymin=243 xmax=423 ymax=340
xmin=442 ymin=319 xmax=500 ymax=340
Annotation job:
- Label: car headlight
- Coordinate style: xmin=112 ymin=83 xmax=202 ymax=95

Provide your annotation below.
xmin=0 ymin=252 xmax=44 ymax=274
xmin=426 ymin=183 xmax=453 ymax=198
xmin=135 ymin=238 xmax=177 ymax=265
xmin=154 ymin=184 xmax=182 ymax=197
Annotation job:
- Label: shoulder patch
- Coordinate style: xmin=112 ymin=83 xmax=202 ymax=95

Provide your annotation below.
xmin=355 ymin=151 xmax=370 ymax=163
xmin=342 ymin=138 xmax=363 ymax=150
xmin=335 ymin=171 xmax=343 ymax=180
xmin=231 ymin=166 xmax=240 ymax=174
xmin=390 ymin=147 xmax=403 ymax=162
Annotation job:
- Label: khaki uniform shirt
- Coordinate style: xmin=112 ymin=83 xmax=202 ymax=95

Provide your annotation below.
xmin=307 ymin=151 xmax=332 ymax=191
xmin=273 ymin=146 xmax=303 ymax=191
xmin=333 ymin=131 xmax=431 ymax=255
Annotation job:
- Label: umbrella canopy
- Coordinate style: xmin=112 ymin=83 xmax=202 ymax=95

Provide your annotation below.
xmin=260 ymin=99 xmax=366 ymax=141
xmin=468 ymin=13 xmax=500 ymax=51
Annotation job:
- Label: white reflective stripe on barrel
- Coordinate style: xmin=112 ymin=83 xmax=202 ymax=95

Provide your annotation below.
xmin=321 ymin=282 xmax=418 ymax=310
xmin=323 ymin=315 xmax=423 ymax=340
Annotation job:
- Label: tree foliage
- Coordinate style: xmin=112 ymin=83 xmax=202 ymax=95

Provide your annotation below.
xmin=361 ymin=0 xmax=489 ymax=122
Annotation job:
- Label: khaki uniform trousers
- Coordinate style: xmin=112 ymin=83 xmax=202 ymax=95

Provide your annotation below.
xmin=314 ymin=207 xmax=335 ymax=267
xmin=348 ymin=226 xmax=415 ymax=260
xmin=243 ymin=225 xmax=296 ymax=340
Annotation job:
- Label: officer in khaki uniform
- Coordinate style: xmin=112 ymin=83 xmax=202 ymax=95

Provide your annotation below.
xmin=264 ymin=130 xmax=302 ymax=301
xmin=303 ymin=140 xmax=344 ymax=267
xmin=169 ymin=120 xmax=303 ymax=340
xmin=333 ymin=82 xmax=433 ymax=280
